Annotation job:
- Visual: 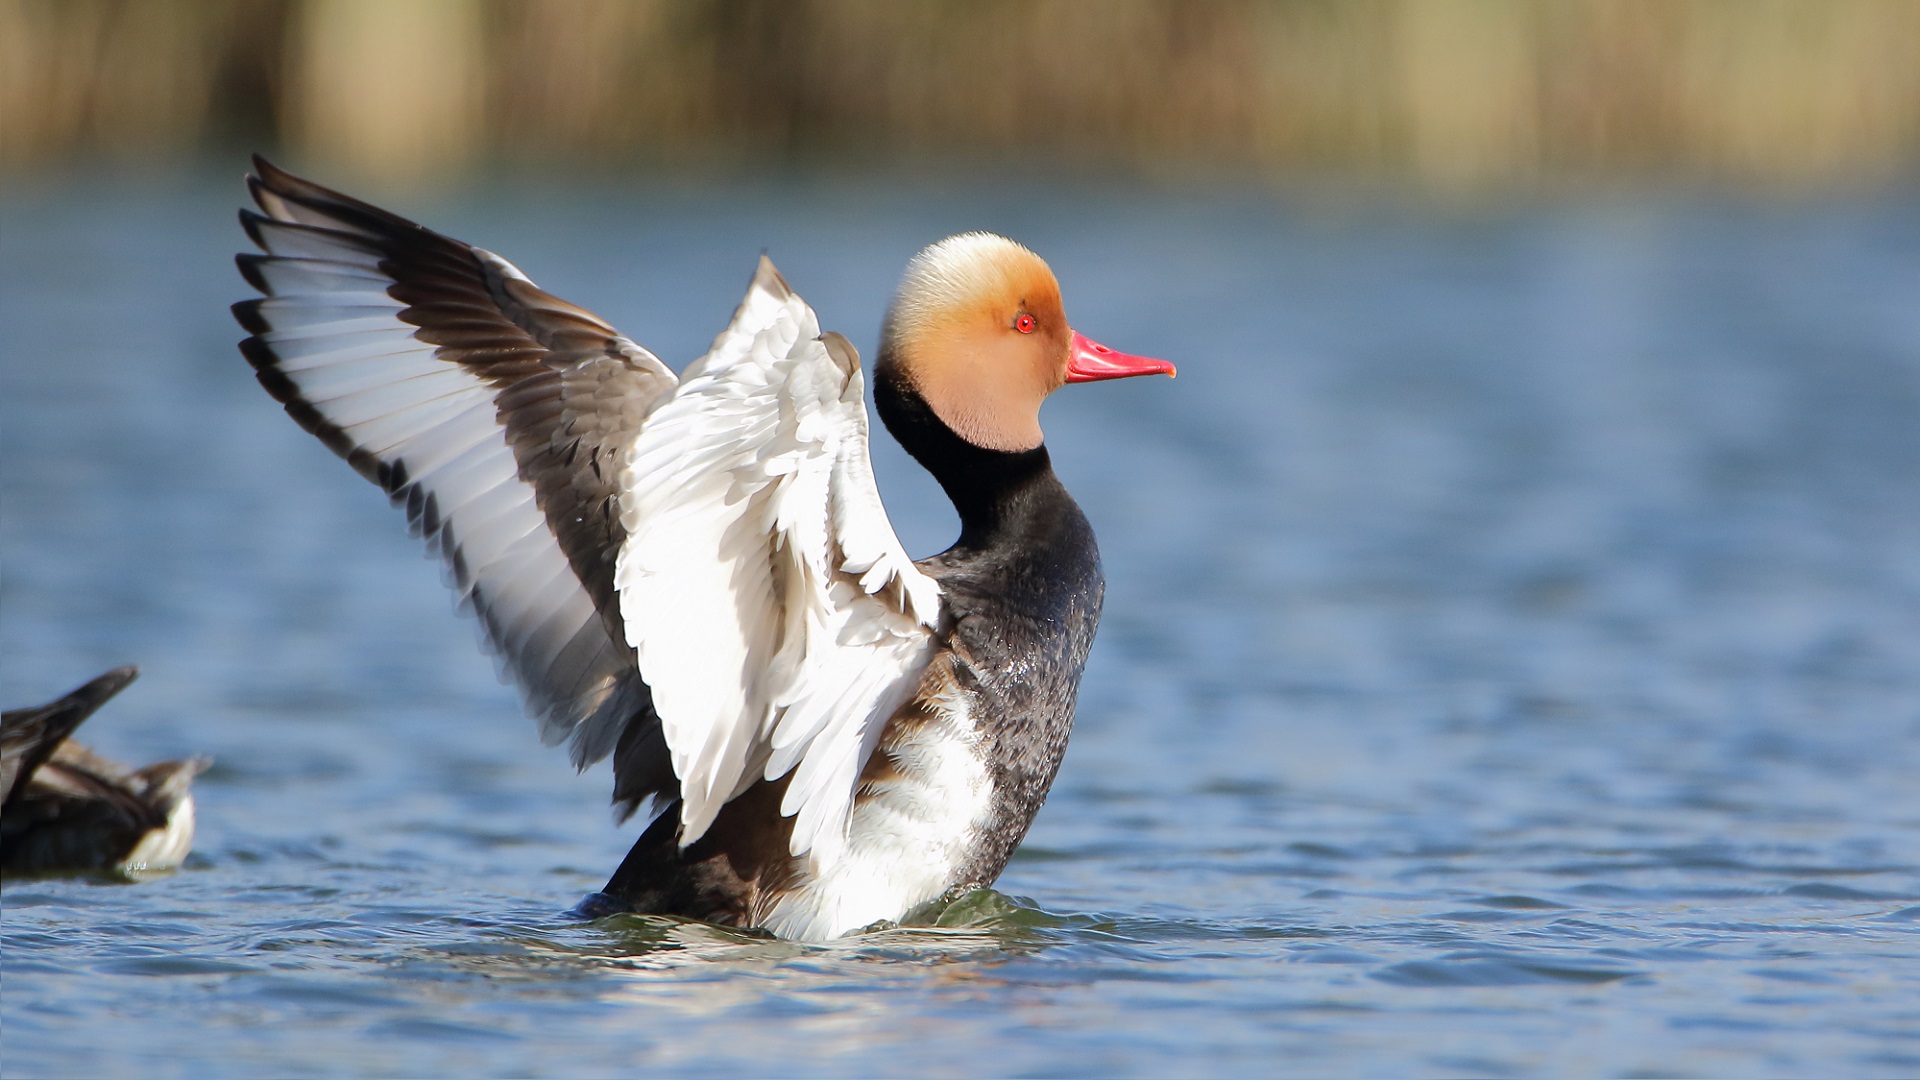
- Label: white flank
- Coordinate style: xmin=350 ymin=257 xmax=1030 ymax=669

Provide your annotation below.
xmin=763 ymin=687 xmax=993 ymax=941
xmin=119 ymin=795 xmax=196 ymax=874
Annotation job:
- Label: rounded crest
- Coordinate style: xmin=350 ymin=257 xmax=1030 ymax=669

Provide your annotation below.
xmin=880 ymin=232 xmax=1071 ymax=452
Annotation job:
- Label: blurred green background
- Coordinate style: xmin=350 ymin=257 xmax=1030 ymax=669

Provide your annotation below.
xmin=6 ymin=0 xmax=1919 ymax=190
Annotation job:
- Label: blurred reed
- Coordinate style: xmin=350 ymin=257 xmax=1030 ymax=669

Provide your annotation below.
xmin=4 ymin=0 xmax=1918 ymax=187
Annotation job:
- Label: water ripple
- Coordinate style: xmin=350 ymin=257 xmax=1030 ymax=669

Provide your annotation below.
xmin=5 ymin=177 xmax=1920 ymax=1077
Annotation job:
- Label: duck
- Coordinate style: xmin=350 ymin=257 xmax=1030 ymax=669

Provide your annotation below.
xmin=2 ymin=666 xmax=209 ymax=877
xmin=233 ymin=157 xmax=1173 ymax=940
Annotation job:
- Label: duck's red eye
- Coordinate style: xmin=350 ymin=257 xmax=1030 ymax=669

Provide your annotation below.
xmin=1014 ymin=313 xmax=1036 ymax=334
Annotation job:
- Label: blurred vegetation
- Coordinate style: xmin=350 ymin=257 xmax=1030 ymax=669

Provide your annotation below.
xmin=4 ymin=0 xmax=1918 ymax=188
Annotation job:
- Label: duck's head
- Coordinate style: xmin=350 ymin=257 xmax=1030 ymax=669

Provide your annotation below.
xmin=877 ymin=232 xmax=1174 ymax=453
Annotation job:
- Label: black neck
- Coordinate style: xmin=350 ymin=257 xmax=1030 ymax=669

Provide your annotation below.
xmin=873 ymin=361 xmax=1061 ymax=551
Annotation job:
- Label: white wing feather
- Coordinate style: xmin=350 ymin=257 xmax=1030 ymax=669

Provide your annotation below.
xmin=615 ymin=261 xmax=942 ymax=864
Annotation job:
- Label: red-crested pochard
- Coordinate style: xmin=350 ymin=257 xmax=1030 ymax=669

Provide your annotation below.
xmin=233 ymin=158 xmax=1172 ymax=940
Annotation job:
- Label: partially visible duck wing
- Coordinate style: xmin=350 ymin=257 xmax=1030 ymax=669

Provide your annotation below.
xmin=234 ymin=158 xmax=673 ymax=778
xmin=2 ymin=666 xmax=139 ymax=807
xmin=615 ymin=259 xmax=944 ymax=863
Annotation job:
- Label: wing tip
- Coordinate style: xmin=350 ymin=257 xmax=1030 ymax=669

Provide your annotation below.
xmin=751 ymin=254 xmax=793 ymax=301
xmin=237 ymin=207 xmax=271 ymax=251
xmin=247 ymin=154 xmax=308 ymax=219
xmin=240 ymin=153 xmax=441 ymax=243
xmin=817 ymin=331 xmax=861 ymax=380
xmin=234 ymin=252 xmax=272 ymax=294
xmin=3 ymin=664 xmax=140 ymax=734
xmin=231 ymin=297 xmax=269 ymax=335
xmin=240 ymin=342 xmax=390 ymax=488
xmin=74 ymin=665 xmax=141 ymax=714
xmin=235 ymin=333 xmax=277 ymax=375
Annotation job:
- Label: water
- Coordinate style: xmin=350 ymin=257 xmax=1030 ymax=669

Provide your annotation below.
xmin=4 ymin=167 xmax=1918 ymax=1077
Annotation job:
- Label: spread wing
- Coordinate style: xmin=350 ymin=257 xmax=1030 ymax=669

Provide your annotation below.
xmin=233 ymin=157 xmax=673 ymax=783
xmin=614 ymin=260 xmax=944 ymax=863
xmin=237 ymin=159 xmax=943 ymax=860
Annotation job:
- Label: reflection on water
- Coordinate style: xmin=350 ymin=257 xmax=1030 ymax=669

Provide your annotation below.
xmin=3 ymin=168 xmax=1918 ymax=1076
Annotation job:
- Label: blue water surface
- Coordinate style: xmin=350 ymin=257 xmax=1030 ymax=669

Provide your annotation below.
xmin=3 ymin=167 xmax=1918 ymax=1077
